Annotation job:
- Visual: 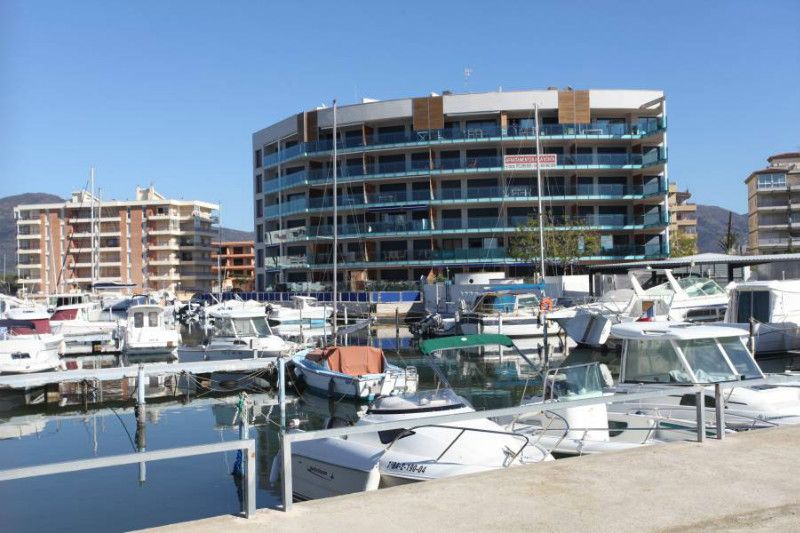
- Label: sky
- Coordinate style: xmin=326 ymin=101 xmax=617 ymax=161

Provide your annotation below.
xmin=1 ymin=0 xmax=798 ymax=230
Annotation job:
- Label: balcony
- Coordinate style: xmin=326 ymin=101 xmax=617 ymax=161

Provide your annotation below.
xmin=261 ymin=119 xmax=666 ymax=168
xmin=262 ymin=153 xmax=666 ymax=195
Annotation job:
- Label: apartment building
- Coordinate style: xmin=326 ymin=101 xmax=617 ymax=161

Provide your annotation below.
xmin=252 ymin=89 xmax=669 ymax=291
xmin=15 ymin=186 xmax=219 ymax=294
xmin=746 ymin=152 xmax=800 ymax=254
xmin=211 ymin=241 xmax=255 ymax=292
xmin=668 ymin=182 xmax=697 ymax=240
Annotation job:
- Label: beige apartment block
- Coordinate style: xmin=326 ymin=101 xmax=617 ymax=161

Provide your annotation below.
xmin=668 ymin=182 xmax=697 ymax=239
xmin=211 ymin=240 xmax=256 ymax=292
xmin=745 ymin=152 xmax=800 ymax=255
xmin=14 ymin=186 xmax=219 ymax=295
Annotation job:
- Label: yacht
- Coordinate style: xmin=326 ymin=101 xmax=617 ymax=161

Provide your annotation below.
xmin=549 ymin=270 xmax=729 ymax=347
xmin=177 ymin=305 xmax=297 ymax=362
xmin=723 ymin=280 xmax=800 ymax=356
xmin=288 ymin=389 xmax=554 ymax=500
xmin=457 ymin=291 xmax=560 ymax=339
xmin=0 ymin=308 xmax=64 ymax=374
xmin=291 ymin=345 xmax=417 ymax=400
xmin=47 ymin=293 xmax=121 ymax=355
xmin=266 ymin=296 xmax=333 ymax=340
xmin=122 ymin=304 xmax=181 ymax=357
xmin=607 ymin=322 xmax=800 ymax=434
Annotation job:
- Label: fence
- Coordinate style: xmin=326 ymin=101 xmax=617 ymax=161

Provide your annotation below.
xmin=196 ymin=291 xmax=422 ymax=305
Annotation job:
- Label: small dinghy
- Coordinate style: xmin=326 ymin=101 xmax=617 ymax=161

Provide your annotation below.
xmin=291 ymin=345 xmax=418 ymax=400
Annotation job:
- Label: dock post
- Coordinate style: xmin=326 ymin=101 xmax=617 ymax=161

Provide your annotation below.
xmin=278 ymin=357 xmax=286 ymax=430
xmin=245 ymin=441 xmax=256 ymax=518
xmin=695 ymin=389 xmax=706 ymax=443
xmin=715 ymin=383 xmax=725 ymax=440
xmin=135 ymin=365 xmax=147 ymax=430
xmin=395 ymin=307 xmax=400 ymax=342
xmin=281 ymin=437 xmax=293 ymax=512
xmin=136 ymin=419 xmax=146 ymax=485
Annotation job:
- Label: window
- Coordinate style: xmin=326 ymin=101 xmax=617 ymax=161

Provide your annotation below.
xmin=735 ymin=290 xmax=770 ymax=324
xmin=256 ymin=224 xmax=263 ymax=243
xmin=718 ymin=337 xmax=762 ymax=379
xmin=677 ymin=339 xmax=736 ymax=383
xmin=256 ymin=199 xmax=263 ymax=218
xmin=255 ymin=174 xmax=262 ymax=194
xmin=148 ymin=312 xmax=159 ymax=327
xmin=624 ymin=340 xmax=687 ymax=383
xmin=254 ymin=149 xmax=262 ymax=168
xmin=134 ymin=312 xmax=144 ymax=328
xmin=757 ymin=173 xmax=786 ymax=190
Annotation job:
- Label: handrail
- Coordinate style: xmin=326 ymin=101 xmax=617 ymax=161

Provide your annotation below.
xmin=0 ymin=439 xmax=257 ymax=519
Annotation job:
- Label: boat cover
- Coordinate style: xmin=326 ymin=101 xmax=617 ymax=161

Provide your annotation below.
xmin=307 ymin=346 xmax=385 ymax=376
xmin=420 ymin=333 xmax=515 ymax=355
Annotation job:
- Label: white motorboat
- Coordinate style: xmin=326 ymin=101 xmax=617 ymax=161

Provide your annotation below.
xmin=457 ymin=291 xmax=560 ymax=339
xmin=291 ymin=345 xmax=417 ymax=400
xmin=177 ymin=306 xmax=297 ymax=362
xmin=266 ymin=296 xmax=333 ymax=339
xmin=47 ymin=293 xmax=120 ymax=355
xmin=288 ymin=388 xmax=553 ymax=500
xmin=122 ymin=304 xmax=181 ymax=357
xmin=723 ymin=280 xmax=800 ymax=356
xmin=607 ymin=322 xmax=800 ymax=434
xmin=508 ymin=362 xmax=659 ymax=456
xmin=0 ymin=309 xmax=64 ymax=374
xmin=549 ymin=270 xmax=729 ymax=347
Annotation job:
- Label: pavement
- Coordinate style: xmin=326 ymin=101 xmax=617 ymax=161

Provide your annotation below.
xmin=151 ymin=425 xmax=800 ymax=532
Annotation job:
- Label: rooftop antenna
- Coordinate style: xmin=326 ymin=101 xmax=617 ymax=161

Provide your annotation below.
xmin=463 ymin=67 xmax=472 ymax=91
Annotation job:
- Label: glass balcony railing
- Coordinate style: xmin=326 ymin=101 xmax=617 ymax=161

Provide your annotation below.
xmin=262 ymin=119 xmax=666 ymax=168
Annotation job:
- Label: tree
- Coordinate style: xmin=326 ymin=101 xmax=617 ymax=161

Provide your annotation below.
xmin=509 ymin=214 xmax=601 ymax=276
xmin=670 ymin=232 xmax=697 ymax=257
xmin=718 ymin=212 xmax=740 ymax=253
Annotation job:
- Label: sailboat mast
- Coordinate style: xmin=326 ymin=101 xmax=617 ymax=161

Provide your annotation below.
xmin=534 ymin=104 xmax=546 ymax=282
xmin=90 ymin=166 xmax=97 ymax=290
xmin=332 ymin=100 xmax=338 ymax=344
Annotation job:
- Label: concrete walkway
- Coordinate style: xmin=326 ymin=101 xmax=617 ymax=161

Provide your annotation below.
xmin=154 ymin=426 xmax=800 ymax=532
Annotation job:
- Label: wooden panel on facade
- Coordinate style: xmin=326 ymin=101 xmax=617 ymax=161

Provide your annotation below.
xmin=129 ymin=208 xmax=144 ymax=289
xmin=118 ymin=209 xmax=129 ymax=283
xmin=558 ymin=90 xmax=591 ymax=124
xmin=306 ymin=110 xmax=318 ymax=142
xmin=412 ymin=96 xmax=444 ymax=131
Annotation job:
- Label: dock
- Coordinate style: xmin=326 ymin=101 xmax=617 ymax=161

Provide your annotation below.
xmin=156 ymin=425 xmax=800 ymax=532
xmin=0 ymin=358 xmax=278 ymax=390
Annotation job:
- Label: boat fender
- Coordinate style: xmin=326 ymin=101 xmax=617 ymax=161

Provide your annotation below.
xmin=599 ymin=363 xmax=614 ymax=388
xmin=269 ymin=452 xmax=281 ymax=485
xmin=58 ymin=340 xmax=67 ymax=356
xmin=328 ymin=378 xmax=336 ymax=397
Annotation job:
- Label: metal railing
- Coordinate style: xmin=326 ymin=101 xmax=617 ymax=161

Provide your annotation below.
xmin=276 ymin=381 xmax=739 ymax=512
xmin=0 ymin=439 xmax=257 ymax=518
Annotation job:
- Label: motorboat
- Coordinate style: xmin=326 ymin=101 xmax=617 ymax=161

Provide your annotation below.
xmin=607 ymin=322 xmax=800 ymax=434
xmin=507 ymin=362 xmax=660 ymax=456
xmin=457 ymin=291 xmax=560 ymax=339
xmin=0 ymin=309 xmax=64 ymax=374
xmin=122 ymin=304 xmax=181 ymax=357
xmin=549 ymin=270 xmax=729 ymax=347
xmin=267 ymin=296 xmax=332 ymax=323
xmin=409 ymin=312 xmax=459 ymax=338
xmin=723 ymin=280 xmax=800 ymax=356
xmin=177 ymin=305 xmax=297 ymax=362
xmin=47 ymin=293 xmax=121 ymax=355
xmin=291 ymin=346 xmax=418 ymax=400
xmin=287 ymin=388 xmax=554 ymax=500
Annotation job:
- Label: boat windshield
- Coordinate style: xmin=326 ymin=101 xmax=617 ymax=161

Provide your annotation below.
xmin=717 ymin=337 xmax=763 ymax=380
xmin=545 ymin=363 xmax=604 ymax=400
xmin=677 ymin=277 xmax=726 ymax=297
xmin=214 ymin=316 xmax=270 ymax=337
xmin=624 ymin=339 xmax=689 ymax=383
xmin=676 ymin=339 xmax=737 ymax=383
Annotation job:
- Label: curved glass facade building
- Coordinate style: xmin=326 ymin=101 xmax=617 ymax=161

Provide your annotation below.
xmin=252 ymin=89 xmax=669 ymax=290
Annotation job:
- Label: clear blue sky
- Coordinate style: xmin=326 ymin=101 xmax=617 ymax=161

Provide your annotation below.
xmin=1 ymin=0 xmax=798 ymax=230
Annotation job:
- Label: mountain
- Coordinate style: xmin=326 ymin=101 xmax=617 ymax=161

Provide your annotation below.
xmin=0 ymin=193 xmax=64 ymax=271
xmin=0 ymin=193 xmax=254 ymax=273
xmin=695 ymin=204 xmax=748 ymax=253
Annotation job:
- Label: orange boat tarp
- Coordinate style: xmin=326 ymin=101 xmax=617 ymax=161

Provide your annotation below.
xmin=306 ymin=346 xmax=385 ymax=376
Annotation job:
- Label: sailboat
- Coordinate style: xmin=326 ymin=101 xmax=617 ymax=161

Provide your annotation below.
xmin=290 ymin=100 xmax=410 ymax=399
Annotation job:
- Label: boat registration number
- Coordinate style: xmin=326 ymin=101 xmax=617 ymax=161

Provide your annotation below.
xmin=387 ymin=461 xmax=427 ymax=474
